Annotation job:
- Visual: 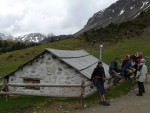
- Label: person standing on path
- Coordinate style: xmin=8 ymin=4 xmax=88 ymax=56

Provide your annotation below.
xmin=136 ymin=59 xmax=148 ymax=96
xmin=90 ymin=61 xmax=110 ymax=106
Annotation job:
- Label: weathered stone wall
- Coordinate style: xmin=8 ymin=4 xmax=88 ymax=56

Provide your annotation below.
xmin=8 ymin=53 xmax=94 ymax=97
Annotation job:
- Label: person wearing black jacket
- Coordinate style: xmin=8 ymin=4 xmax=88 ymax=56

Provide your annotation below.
xmin=90 ymin=61 xmax=110 ymax=106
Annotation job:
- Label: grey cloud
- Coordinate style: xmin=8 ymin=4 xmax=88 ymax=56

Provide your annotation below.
xmin=61 ymin=0 xmax=118 ymax=34
xmin=0 ymin=0 xmax=118 ymax=36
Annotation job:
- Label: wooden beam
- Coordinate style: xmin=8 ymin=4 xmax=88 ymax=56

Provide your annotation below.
xmin=0 ymin=92 xmax=81 ymax=98
xmin=7 ymin=83 xmax=82 ymax=87
xmin=83 ymin=81 xmax=93 ymax=87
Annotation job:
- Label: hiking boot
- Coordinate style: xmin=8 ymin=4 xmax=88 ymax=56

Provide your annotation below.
xmin=101 ymin=101 xmax=110 ymax=106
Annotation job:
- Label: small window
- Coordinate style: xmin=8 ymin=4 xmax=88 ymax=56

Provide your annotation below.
xmin=23 ymin=78 xmax=40 ymax=90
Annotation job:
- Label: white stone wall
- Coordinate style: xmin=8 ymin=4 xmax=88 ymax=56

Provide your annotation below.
xmin=8 ymin=52 xmax=94 ymax=97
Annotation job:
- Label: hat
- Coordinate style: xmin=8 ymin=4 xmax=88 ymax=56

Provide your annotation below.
xmin=98 ymin=61 xmax=102 ymax=65
xmin=141 ymin=59 xmax=146 ymax=63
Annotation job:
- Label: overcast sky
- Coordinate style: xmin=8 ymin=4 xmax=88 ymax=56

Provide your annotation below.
xmin=0 ymin=0 xmax=118 ymax=36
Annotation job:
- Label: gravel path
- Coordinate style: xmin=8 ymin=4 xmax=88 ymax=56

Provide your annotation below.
xmin=72 ymin=82 xmax=150 ymax=113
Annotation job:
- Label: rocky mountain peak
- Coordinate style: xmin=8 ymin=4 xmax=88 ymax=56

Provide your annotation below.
xmin=0 ymin=33 xmax=47 ymax=43
xmin=75 ymin=0 xmax=150 ymax=36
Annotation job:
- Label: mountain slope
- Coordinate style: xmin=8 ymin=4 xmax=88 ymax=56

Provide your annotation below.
xmin=14 ymin=33 xmax=47 ymax=43
xmin=75 ymin=0 xmax=150 ymax=36
xmin=0 ymin=33 xmax=47 ymax=43
xmin=0 ymin=33 xmax=14 ymax=40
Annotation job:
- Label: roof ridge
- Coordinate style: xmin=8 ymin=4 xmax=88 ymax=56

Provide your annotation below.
xmin=45 ymin=48 xmax=89 ymax=58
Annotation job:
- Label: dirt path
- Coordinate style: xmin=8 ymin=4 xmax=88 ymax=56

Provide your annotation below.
xmin=72 ymin=82 xmax=150 ymax=113
xmin=28 ymin=80 xmax=150 ymax=113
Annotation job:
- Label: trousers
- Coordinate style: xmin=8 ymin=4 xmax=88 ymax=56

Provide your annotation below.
xmin=138 ymin=81 xmax=145 ymax=95
xmin=93 ymin=79 xmax=105 ymax=96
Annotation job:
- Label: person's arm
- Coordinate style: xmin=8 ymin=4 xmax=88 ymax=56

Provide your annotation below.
xmin=137 ymin=65 xmax=143 ymax=71
xmin=103 ymin=67 xmax=106 ymax=78
xmin=111 ymin=69 xmax=118 ymax=74
xmin=136 ymin=64 xmax=143 ymax=78
xmin=103 ymin=67 xmax=108 ymax=80
xmin=90 ymin=68 xmax=96 ymax=81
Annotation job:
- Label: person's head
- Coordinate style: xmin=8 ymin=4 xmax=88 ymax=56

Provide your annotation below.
xmin=124 ymin=55 xmax=130 ymax=61
xmin=140 ymin=59 xmax=146 ymax=64
xmin=126 ymin=55 xmax=130 ymax=58
xmin=129 ymin=59 xmax=135 ymax=65
xmin=98 ymin=61 xmax=103 ymax=67
xmin=135 ymin=52 xmax=142 ymax=58
xmin=115 ymin=58 xmax=120 ymax=64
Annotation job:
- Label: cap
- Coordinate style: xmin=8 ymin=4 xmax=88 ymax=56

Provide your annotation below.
xmin=98 ymin=61 xmax=102 ymax=65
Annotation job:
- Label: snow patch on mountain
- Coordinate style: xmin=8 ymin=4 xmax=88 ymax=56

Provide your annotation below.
xmin=141 ymin=1 xmax=149 ymax=9
xmin=133 ymin=12 xmax=141 ymax=19
xmin=130 ymin=6 xmax=134 ymax=10
xmin=119 ymin=9 xmax=125 ymax=16
xmin=144 ymin=4 xmax=150 ymax=10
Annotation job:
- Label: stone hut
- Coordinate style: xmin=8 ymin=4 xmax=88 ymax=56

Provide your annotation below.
xmin=1 ymin=48 xmax=110 ymax=97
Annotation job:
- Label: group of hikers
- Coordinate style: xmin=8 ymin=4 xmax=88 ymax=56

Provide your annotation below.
xmin=90 ymin=52 xmax=148 ymax=106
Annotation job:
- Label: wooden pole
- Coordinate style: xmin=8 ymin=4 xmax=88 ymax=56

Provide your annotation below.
xmin=99 ymin=45 xmax=103 ymax=61
xmin=80 ymin=81 xmax=85 ymax=107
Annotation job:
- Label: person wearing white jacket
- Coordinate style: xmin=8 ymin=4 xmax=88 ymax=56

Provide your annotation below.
xmin=136 ymin=59 xmax=148 ymax=96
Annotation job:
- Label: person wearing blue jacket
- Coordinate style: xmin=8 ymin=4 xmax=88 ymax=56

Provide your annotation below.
xmin=122 ymin=59 xmax=136 ymax=80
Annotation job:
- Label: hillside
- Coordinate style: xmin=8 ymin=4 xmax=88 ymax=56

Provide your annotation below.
xmin=75 ymin=0 xmax=150 ymax=36
xmin=78 ymin=10 xmax=150 ymax=44
xmin=0 ymin=26 xmax=150 ymax=78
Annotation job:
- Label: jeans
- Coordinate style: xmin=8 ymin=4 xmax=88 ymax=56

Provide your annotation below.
xmin=93 ymin=79 xmax=105 ymax=96
xmin=111 ymin=73 xmax=121 ymax=85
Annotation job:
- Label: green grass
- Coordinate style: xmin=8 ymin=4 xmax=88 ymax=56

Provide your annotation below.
xmin=106 ymin=80 xmax=135 ymax=98
xmin=0 ymin=96 xmax=47 ymax=113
